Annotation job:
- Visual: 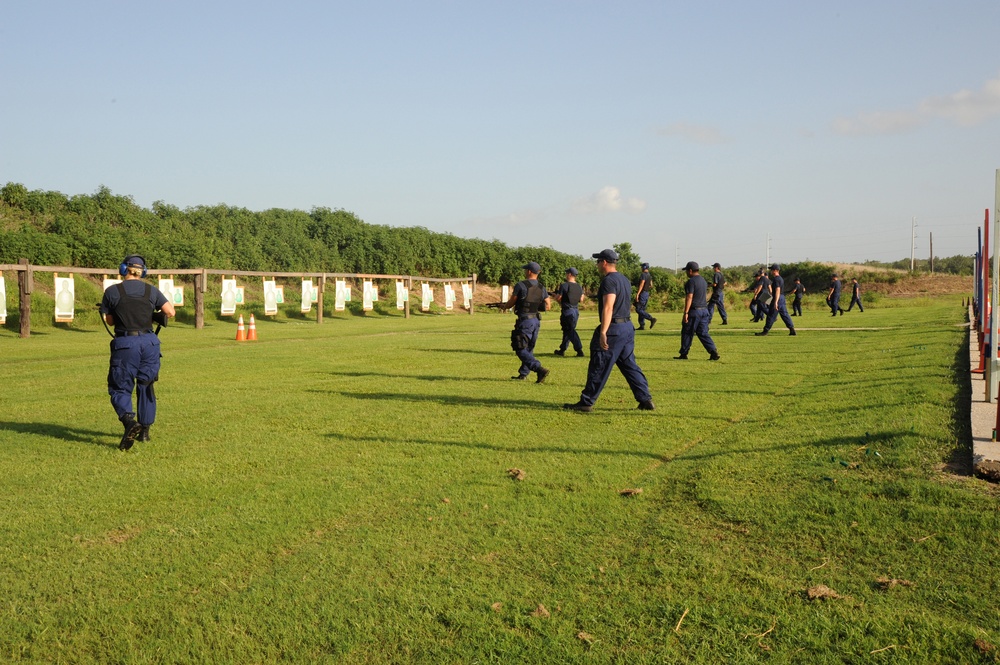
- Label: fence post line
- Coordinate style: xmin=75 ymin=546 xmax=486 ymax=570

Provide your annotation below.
xmin=17 ymin=258 xmax=31 ymax=338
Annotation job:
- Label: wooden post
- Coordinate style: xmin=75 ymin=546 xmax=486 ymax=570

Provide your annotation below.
xmin=194 ymin=270 xmax=206 ymax=329
xmin=316 ymin=275 xmax=325 ymax=325
xmin=17 ymin=258 xmax=31 ymax=338
xmin=405 ymin=277 xmax=412 ymax=319
xmin=470 ymin=273 xmax=477 ymax=315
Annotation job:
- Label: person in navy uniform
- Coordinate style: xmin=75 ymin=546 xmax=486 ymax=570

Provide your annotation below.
xmin=553 ymin=267 xmax=585 ymax=357
xmin=747 ymin=268 xmax=763 ymax=321
xmin=707 ymin=262 xmax=728 ymax=325
xmin=676 ymin=261 xmax=720 ymax=361
xmin=564 ymin=249 xmax=654 ymax=412
xmin=100 ymin=255 xmax=175 ymax=450
xmin=634 ymin=263 xmax=657 ymax=330
xmin=827 ymin=274 xmax=844 ymax=316
xmin=755 ymin=264 xmax=796 ymax=336
xmin=790 ymin=278 xmax=805 ymax=316
xmin=847 ymin=278 xmax=864 ymax=312
xmin=752 ymin=267 xmax=771 ymax=323
xmin=499 ymin=261 xmax=551 ymax=383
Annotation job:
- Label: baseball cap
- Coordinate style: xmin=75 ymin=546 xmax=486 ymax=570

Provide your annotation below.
xmin=592 ymin=249 xmax=619 ymax=263
xmin=522 ymin=261 xmax=541 ymax=273
xmin=712 ymin=262 xmax=721 ymax=268
xmin=124 ymin=255 xmax=146 ymax=267
xmin=769 ymin=263 xmax=780 ymax=271
xmin=684 ymin=261 xmax=699 ymax=272
xmin=565 ymin=267 xmax=579 ymax=276
xmin=641 ymin=262 xmax=650 ymax=270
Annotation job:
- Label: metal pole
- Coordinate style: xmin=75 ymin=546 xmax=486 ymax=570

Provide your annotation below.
xmin=910 ymin=216 xmax=916 ymax=271
xmin=990 ymin=170 xmax=1000 ymax=401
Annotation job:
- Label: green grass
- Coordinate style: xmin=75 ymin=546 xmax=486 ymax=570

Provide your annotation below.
xmin=2 ymin=300 xmax=998 ymax=663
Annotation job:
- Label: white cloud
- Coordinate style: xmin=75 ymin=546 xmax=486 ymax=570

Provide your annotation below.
xmin=833 ymin=72 xmax=1000 ymax=136
xmin=657 ymin=122 xmax=728 ymax=145
xmin=572 ymin=186 xmax=647 ymax=214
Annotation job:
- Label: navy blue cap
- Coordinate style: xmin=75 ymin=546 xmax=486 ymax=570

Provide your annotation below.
xmin=566 ymin=267 xmax=579 ymax=276
xmin=684 ymin=261 xmax=699 ymax=272
xmin=124 ymin=255 xmax=146 ymax=267
xmin=592 ymin=249 xmax=619 ymax=263
xmin=641 ymin=262 xmax=650 ymax=270
xmin=522 ymin=261 xmax=541 ymax=274
xmin=769 ymin=263 xmax=780 ymax=271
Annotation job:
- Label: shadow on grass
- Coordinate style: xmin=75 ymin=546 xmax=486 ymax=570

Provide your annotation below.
xmin=668 ymin=430 xmax=911 ymax=462
xmin=946 ymin=327 xmax=974 ymax=475
xmin=327 ymin=432 xmax=664 ymax=459
xmin=417 ymin=348 xmax=511 ymax=357
xmin=323 ymin=370 xmax=493 ymax=383
xmin=316 ymin=390 xmax=567 ymax=411
xmin=0 ymin=421 xmax=114 ymax=448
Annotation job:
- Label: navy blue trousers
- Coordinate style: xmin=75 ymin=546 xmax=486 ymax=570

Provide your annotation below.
xmin=680 ymin=308 xmax=717 ymax=356
xmin=708 ymin=294 xmax=727 ymax=323
xmin=512 ymin=317 xmax=542 ymax=377
xmin=829 ymin=294 xmax=841 ymax=314
xmin=762 ymin=296 xmax=795 ymax=332
xmin=635 ymin=292 xmax=654 ymax=327
xmin=107 ymin=333 xmax=161 ymax=426
xmin=791 ymin=298 xmax=802 ymax=316
xmin=559 ymin=309 xmax=583 ymax=353
xmin=848 ymin=295 xmax=864 ymax=311
xmin=578 ymin=322 xmax=651 ymax=406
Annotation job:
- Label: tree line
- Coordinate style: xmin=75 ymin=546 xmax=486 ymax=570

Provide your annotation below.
xmin=0 ymin=182 xmax=973 ymax=304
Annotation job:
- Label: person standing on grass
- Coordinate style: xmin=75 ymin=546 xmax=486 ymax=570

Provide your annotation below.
xmin=564 ymin=248 xmax=654 ymax=412
xmin=752 ymin=268 xmax=772 ymax=323
xmin=100 ymin=255 xmax=175 ymax=450
xmin=676 ymin=261 xmax=720 ymax=361
xmin=755 ymin=264 xmax=796 ymax=336
xmin=827 ymin=274 xmax=844 ymax=316
xmin=634 ymin=262 xmax=657 ymax=330
xmin=707 ymin=262 xmax=728 ymax=325
xmin=847 ymin=278 xmax=864 ymax=312
xmin=790 ymin=277 xmax=805 ymax=316
xmin=499 ymin=261 xmax=551 ymax=383
xmin=554 ymin=267 xmax=585 ymax=357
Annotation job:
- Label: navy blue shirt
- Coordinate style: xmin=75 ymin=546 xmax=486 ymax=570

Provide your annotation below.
xmin=638 ymin=271 xmax=652 ymax=294
xmin=852 ymin=282 xmax=860 ymax=296
xmin=598 ymin=271 xmax=633 ymax=321
xmin=792 ymin=283 xmax=804 ymax=299
xmin=770 ymin=274 xmax=785 ymax=299
xmin=684 ymin=274 xmax=709 ymax=309
xmin=712 ymin=271 xmax=725 ymax=295
xmin=830 ymin=279 xmax=842 ymax=296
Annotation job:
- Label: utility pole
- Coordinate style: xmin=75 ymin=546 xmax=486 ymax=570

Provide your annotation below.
xmin=929 ymin=232 xmax=934 ymax=273
xmin=765 ymin=234 xmax=771 ymax=267
xmin=674 ymin=245 xmax=679 ymax=275
xmin=910 ymin=216 xmax=917 ymax=271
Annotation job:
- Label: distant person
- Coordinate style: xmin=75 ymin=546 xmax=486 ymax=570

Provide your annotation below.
xmin=752 ymin=268 xmax=772 ymax=323
xmin=554 ymin=267 xmax=585 ymax=357
xmin=100 ymin=255 xmax=175 ymax=450
xmin=676 ymin=261 xmax=720 ymax=361
xmin=748 ymin=268 xmax=763 ymax=321
xmin=755 ymin=264 xmax=796 ymax=336
xmin=790 ymin=277 xmax=805 ymax=316
xmin=707 ymin=262 xmax=728 ymax=325
xmin=847 ymin=278 xmax=864 ymax=312
xmin=499 ymin=261 xmax=551 ymax=383
xmin=564 ymin=249 xmax=654 ymax=412
xmin=827 ymin=274 xmax=844 ymax=316
xmin=634 ymin=262 xmax=657 ymax=330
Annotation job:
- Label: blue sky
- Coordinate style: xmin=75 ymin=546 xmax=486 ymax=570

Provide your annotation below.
xmin=3 ymin=1 xmax=998 ymax=268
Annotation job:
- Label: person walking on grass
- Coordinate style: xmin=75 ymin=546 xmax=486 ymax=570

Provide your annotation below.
xmin=790 ymin=277 xmax=805 ymax=316
xmin=100 ymin=255 xmax=175 ymax=450
xmin=847 ymin=278 xmax=864 ymax=312
xmin=827 ymin=274 xmax=845 ymax=316
xmin=499 ymin=261 xmax=551 ymax=383
xmin=554 ymin=267 xmax=585 ymax=357
xmin=564 ymin=249 xmax=654 ymax=413
xmin=676 ymin=261 xmax=720 ymax=361
xmin=707 ymin=262 xmax=728 ymax=325
xmin=634 ymin=262 xmax=657 ymax=330
xmin=755 ymin=264 xmax=796 ymax=336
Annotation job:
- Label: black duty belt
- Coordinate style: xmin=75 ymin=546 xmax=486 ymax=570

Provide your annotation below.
xmin=610 ymin=317 xmax=630 ymax=323
xmin=115 ymin=330 xmax=148 ymax=337
xmin=518 ymin=314 xmax=539 ymax=320
xmin=690 ymin=306 xmax=707 ymax=310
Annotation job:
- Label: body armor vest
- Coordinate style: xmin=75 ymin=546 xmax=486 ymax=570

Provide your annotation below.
xmin=515 ymin=280 xmax=544 ymax=317
xmin=114 ymin=282 xmax=154 ymax=333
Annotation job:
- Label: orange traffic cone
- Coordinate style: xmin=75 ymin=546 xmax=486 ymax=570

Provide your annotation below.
xmin=236 ymin=314 xmax=246 ymax=341
xmin=247 ymin=314 xmax=258 ymax=341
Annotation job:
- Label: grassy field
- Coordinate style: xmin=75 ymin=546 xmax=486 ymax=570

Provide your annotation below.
xmin=2 ymin=298 xmax=998 ymax=663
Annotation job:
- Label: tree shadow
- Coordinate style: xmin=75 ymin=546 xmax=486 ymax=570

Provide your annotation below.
xmin=0 ymin=421 xmax=115 ymax=448
xmin=946 ymin=327 xmax=974 ymax=476
xmin=313 ymin=390 xmax=568 ymax=411
xmin=417 ymin=348 xmax=511 ymax=357
xmin=322 ymin=370 xmax=493 ymax=383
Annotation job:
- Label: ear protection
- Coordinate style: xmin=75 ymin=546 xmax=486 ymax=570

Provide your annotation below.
xmin=119 ymin=255 xmax=147 ymax=278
